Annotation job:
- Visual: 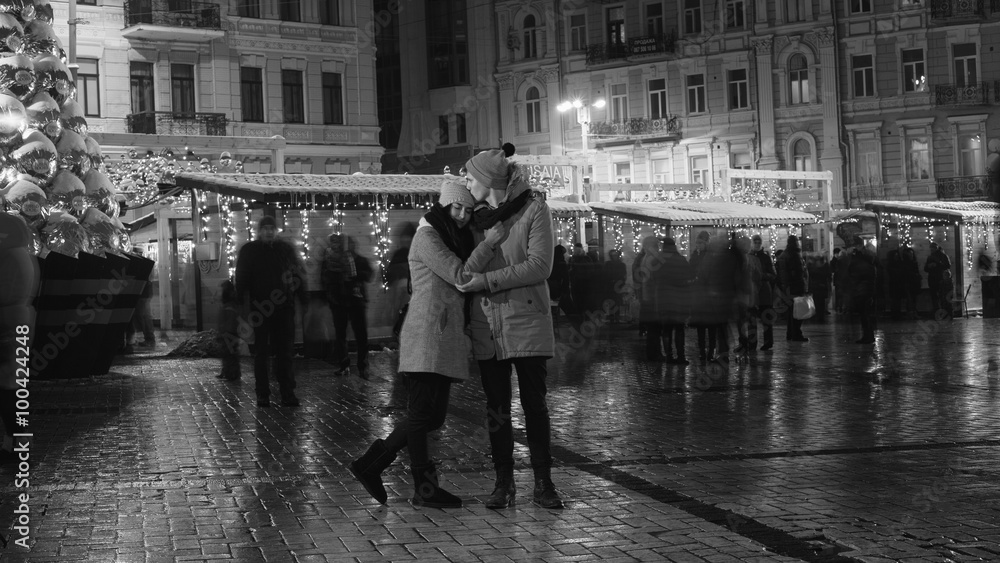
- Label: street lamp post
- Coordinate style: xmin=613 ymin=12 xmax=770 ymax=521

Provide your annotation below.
xmin=557 ymin=98 xmax=605 ymax=247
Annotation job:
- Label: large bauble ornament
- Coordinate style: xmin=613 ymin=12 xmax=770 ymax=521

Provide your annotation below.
xmin=31 ymin=0 xmax=52 ymax=24
xmin=31 ymin=53 xmax=72 ymax=103
xmin=23 ymin=20 xmax=63 ymax=59
xmin=82 ymin=168 xmax=116 ymax=216
xmin=0 ymin=13 xmax=24 ymax=54
xmin=25 ymin=91 xmax=59 ymax=138
xmin=84 ymin=135 xmax=103 ymax=171
xmin=60 ymin=98 xmax=85 ymax=136
xmin=47 ymin=167 xmax=85 ymax=215
xmin=42 ymin=210 xmax=89 ymax=257
xmin=0 ymin=0 xmax=36 ymax=23
xmin=0 ymin=53 xmax=34 ymax=102
xmin=11 ymin=128 xmax=56 ymax=184
xmin=0 ymin=92 xmax=26 ymax=146
xmin=3 ymin=176 xmax=45 ymax=229
xmin=55 ymin=128 xmax=88 ymax=173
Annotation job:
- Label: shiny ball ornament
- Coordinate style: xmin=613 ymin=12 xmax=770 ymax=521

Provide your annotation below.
xmin=0 ymin=92 xmax=25 ymax=146
xmin=59 ymin=98 xmax=86 ymax=137
xmin=0 ymin=53 xmax=34 ymax=102
xmin=46 ymin=167 xmax=84 ymax=213
xmin=25 ymin=91 xmax=59 ymax=138
xmin=0 ymin=0 xmax=35 ymax=22
xmin=84 ymin=135 xmax=103 ymax=170
xmin=81 ymin=206 xmax=116 ymax=255
xmin=23 ymin=20 xmax=63 ymax=59
xmin=42 ymin=210 xmax=89 ymax=257
xmin=0 ymin=14 xmax=24 ymax=54
xmin=31 ymin=0 xmax=51 ymax=24
xmin=11 ymin=128 xmax=57 ymax=183
xmin=31 ymin=54 xmax=71 ymax=104
xmin=3 ymin=176 xmax=45 ymax=228
xmin=82 ymin=168 xmax=116 ymax=216
xmin=55 ymin=128 xmax=88 ymax=172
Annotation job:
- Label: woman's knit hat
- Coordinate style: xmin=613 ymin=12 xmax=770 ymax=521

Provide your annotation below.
xmin=438 ymin=177 xmax=475 ymax=208
xmin=465 ymin=149 xmax=509 ymax=190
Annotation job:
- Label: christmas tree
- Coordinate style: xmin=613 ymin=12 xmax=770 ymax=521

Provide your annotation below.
xmin=0 ymin=3 xmax=129 ymax=258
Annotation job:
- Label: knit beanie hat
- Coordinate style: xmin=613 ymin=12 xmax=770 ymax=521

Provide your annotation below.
xmin=696 ymin=230 xmax=710 ymax=242
xmin=438 ymin=177 xmax=475 ymax=208
xmin=465 ymin=149 xmax=509 ymax=191
xmin=258 ymin=215 xmax=276 ymax=229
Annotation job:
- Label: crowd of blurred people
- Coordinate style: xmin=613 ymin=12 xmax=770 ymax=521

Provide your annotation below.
xmin=548 ymin=231 xmax=957 ymax=363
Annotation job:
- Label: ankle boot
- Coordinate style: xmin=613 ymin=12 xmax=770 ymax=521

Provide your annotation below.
xmin=349 ymin=439 xmax=397 ymax=504
xmin=484 ymin=466 xmax=516 ymax=509
xmin=410 ymin=464 xmax=462 ymax=508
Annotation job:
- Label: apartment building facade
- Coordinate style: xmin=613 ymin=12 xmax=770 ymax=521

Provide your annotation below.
xmin=65 ymin=0 xmax=382 ymax=174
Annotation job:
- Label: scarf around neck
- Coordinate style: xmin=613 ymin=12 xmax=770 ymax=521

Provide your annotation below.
xmin=472 ymin=189 xmax=532 ymax=230
xmin=424 ymin=205 xmax=475 ymax=261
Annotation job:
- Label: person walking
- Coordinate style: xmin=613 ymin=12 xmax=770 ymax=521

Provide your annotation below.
xmin=604 ymin=249 xmax=628 ymax=324
xmin=689 ymin=231 xmax=715 ymax=361
xmin=322 ymin=235 xmax=374 ymax=379
xmin=924 ymin=242 xmax=952 ymax=315
xmin=776 ymin=235 xmax=809 ymax=342
xmin=849 ymin=242 xmax=879 ymax=343
xmin=548 ymin=245 xmax=569 ymax=320
xmin=636 ymin=236 xmax=664 ymax=359
xmin=748 ymin=235 xmax=776 ymax=351
xmin=654 ymin=237 xmax=694 ymax=364
xmin=234 ymin=215 xmax=307 ymax=407
xmin=456 ymin=147 xmax=563 ymax=509
xmin=216 ymin=280 xmax=242 ymax=381
xmin=348 ymin=179 xmax=504 ymax=508
xmin=887 ymin=242 xmax=921 ymax=319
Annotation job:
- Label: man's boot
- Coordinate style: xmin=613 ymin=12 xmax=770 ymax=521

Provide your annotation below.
xmin=410 ymin=464 xmax=462 ymax=508
xmin=484 ymin=466 xmax=515 ymax=509
xmin=349 ymin=439 xmax=397 ymax=504
xmin=532 ymin=468 xmax=563 ymax=509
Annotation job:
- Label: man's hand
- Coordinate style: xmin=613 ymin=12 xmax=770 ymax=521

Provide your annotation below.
xmin=485 ymin=223 xmax=508 ymax=248
xmin=456 ymin=273 xmax=487 ymax=293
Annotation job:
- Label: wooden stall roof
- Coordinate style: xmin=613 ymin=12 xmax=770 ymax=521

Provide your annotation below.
xmin=175 ymin=173 xmax=448 ymax=202
xmin=589 ymin=201 xmax=817 ymax=226
xmin=864 ymin=200 xmax=1000 ymax=223
xmin=547 ymin=199 xmax=592 ymax=218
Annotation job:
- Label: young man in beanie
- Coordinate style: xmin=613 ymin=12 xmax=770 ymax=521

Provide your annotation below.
xmin=457 ymin=148 xmax=564 ymax=509
xmin=234 ymin=215 xmax=307 ymax=407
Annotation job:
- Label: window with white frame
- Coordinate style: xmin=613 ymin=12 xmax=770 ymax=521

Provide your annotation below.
xmin=523 ymin=14 xmax=538 ymax=59
xmin=651 ymin=158 xmax=670 ymax=183
xmin=615 ymin=162 xmax=632 ymax=184
xmin=726 ymin=0 xmax=745 ymax=29
xmin=731 ymin=151 xmax=752 ymax=169
xmin=789 ymin=54 xmax=809 ymax=104
xmin=903 ymin=129 xmax=931 ymax=180
xmin=686 ymin=74 xmax=705 ymax=114
xmin=77 ymin=58 xmax=100 ymax=117
xmin=684 ymin=0 xmax=701 ymax=34
xmin=958 ymin=127 xmax=983 ymax=177
xmin=282 ymin=69 xmax=304 ymax=124
xmin=852 ymin=54 xmax=874 ymax=98
xmin=786 ymin=0 xmax=804 ymax=22
xmin=610 ymin=83 xmax=628 ymax=121
xmin=792 ymin=139 xmax=813 ymax=171
xmin=855 ymin=138 xmax=881 ymax=186
xmin=902 ymin=49 xmax=927 ymax=93
xmin=569 ymin=14 xmax=586 ymax=51
xmin=526 ymin=86 xmax=542 ymax=133
xmin=171 ymin=63 xmax=195 ymax=115
xmin=646 ymin=3 xmax=664 ymax=36
xmin=606 ymin=7 xmax=626 ymax=55
xmin=648 ymin=78 xmax=668 ymax=119
xmin=850 ymin=0 xmax=871 ymax=14
xmin=953 ymin=43 xmax=978 ymax=87
xmin=690 ymin=155 xmax=709 ymax=188
xmin=728 ymin=69 xmax=748 ymax=109
xmin=322 ymin=72 xmax=343 ymax=125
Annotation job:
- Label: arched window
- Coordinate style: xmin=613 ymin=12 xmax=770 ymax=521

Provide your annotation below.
xmin=792 ymin=138 xmax=813 ymax=171
xmin=523 ymin=15 xmax=538 ymax=59
xmin=789 ymin=54 xmax=809 ymax=104
xmin=526 ymin=87 xmax=542 ymax=133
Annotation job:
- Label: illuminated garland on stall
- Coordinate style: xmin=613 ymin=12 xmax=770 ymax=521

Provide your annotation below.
xmin=221 ymin=196 xmax=236 ymax=279
xmin=300 ymin=207 xmax=311 ymax=263
xmin=370 ymin=194 xmax=391 ymax=291
xmin=609 ymin=216 xmax=625 ymax=251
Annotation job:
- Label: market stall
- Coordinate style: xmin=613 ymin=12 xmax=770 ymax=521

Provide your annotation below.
xmin=547 ymin=199 xmax=593 ymax=248
xmin=864 ymin=200 xmax=1000 ymax=315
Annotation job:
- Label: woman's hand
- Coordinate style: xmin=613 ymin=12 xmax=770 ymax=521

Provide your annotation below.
xmin=485 ymin=223 xmax=508 ymax=248
xmin=456 ymin=273 xmax=487 ymax=293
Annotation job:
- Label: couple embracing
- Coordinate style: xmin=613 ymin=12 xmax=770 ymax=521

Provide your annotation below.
xmin=348 ymin=148 xmax=563 ymax=510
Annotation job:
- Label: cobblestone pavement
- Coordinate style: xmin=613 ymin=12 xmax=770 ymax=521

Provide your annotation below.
xmin=2 ymin=313 xmax=1000 ymax=562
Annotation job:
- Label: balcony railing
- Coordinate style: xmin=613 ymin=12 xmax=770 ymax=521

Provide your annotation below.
xmin=585 ymin=32 xmax=676 ymax=65
xmin=936 ymin=175 xmax=992 ymax=199
xmin=849 ymin=183 xmax=886 ymax=207
xmin=935 ymin=82 xmax=997 ymax=105
xmin=126 ymin=111 xmax=228 ymax=136
xmin=930 ymin=0 xmax=984 ymax=18
xmin=124 ymin=0 xmax=221 ymax=29
xmin=589 ymin=116 xmax=681 ymax=140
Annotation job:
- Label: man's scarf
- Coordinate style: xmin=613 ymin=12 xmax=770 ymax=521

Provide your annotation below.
xmin=472 ymin=189 xmax=531 ymax=230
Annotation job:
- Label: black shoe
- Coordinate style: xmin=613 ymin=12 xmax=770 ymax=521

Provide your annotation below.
xmin=760 ymin=343 xmax=773 ymax=351
xmin=485 ymin=473 xmax=516 ymax=509
xmin=411 ymin=464 xmax=462 ymax=508
xmin=281 ymin=397 xmax=300 ymax=407
xmin=349 ymin=439 xmax=397 ymax=504
xmin=257 ymin=398 xmax=271 ymax=407
xmin=532 ymin=478 xmax=564 ymax=509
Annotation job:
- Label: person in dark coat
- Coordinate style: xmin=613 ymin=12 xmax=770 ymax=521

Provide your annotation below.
xmin=924 ymin=242 xmax=952 ymax=314
xmin=849 ymin=242 xmax=879 ymax=343
xmin=323 ymin=234 xmax=374 ymax=379
xmin=886 ymin=242 xmax=921 ymax=319
xmin=548 ymin=245 xmax=569 ymax=319
xmin=603 ymin=249 xmax=628 ymax=324
xmin=775 ymin=235 xmax=809 ymax=342
xmin=689 ymin=231 xmax=715 ymax=361
xmin=568 ymin=243 xmax=595 ymax=315
xmin=807 ymin=255 xmax=832 ymax=321
xmin=632 ymin=247 xmax=648 ymax=336
xmin=636 ymin=236 xmax=663 ymax=359
xmin=654 ymin=238 xmax=694 ymax=363
xmin=216 ymin=280 xmax=242 ymax=381
xmin=234 ymin=215 xmax=307 ymax=407
xmin=695 ymin=236 xmax=742 ymax=361
xmin=748 ymin=235 xmax=776 ymax=351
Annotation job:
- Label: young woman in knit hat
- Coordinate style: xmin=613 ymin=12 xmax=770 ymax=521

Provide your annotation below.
xmin=456 ymin=147 xmax=564 ymax=509
xmin=348 ymin=178 xmax=505 ymax=508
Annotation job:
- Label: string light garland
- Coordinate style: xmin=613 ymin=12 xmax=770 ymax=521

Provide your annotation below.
xmin=370 ymin=194 xmax=391 ymax=291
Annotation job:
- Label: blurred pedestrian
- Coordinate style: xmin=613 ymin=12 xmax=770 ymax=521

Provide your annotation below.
xmin=568 ymin=242 xmax=597 ymax=314
xmin=322 ymin=235 xmax=374 ymax=379
xmin=636 ymin=236 xmax=663 ymax=359
xmin=456 ymin=147 xmax=563 ymax=509
xmin=886 ymin=242 xmax=921 ymax=319
xmin=349 ymin=179 xmax=505 ymax=508
xmin=924 ymin=242 xmax=952 ymax=315
xmin=548 ymin=245 xmax=569 ymax=319
xmin=654 ymin=237 xmax=694 ymax=364
xmin=604 ymin=249 xmax=627 ymax=324
xmin=125 ymin=245 xmax=155 ymax=352
xmin=940 ymin=269 xmax=955 ymax=318
xmin=748 ymin=235 xmax=776 ymax=351
xmin=689 ymin=230 xmax=715 ymax=361
xmin=235 ymin=215 xmax=307 ymax=407
xmin=776 ymin=235 xmax=809 ymax=342
xmin=807 ymin=254 xmax=831 ymax=321
xmin=849 ymin=242 xmax=879 ymax=343
xmin=734 ymin=236 xmax=758 ymax=357
xmin=387 ymin=222 xmax=418 ymax=338
xmin=216 ymin=280 xmax=241 ymax=381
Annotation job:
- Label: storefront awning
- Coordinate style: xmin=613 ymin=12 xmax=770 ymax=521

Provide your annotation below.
xmin=547 ymin=199 xmax=592 ymax=218
xmin=864 ymin=200 xmax=1000 ymax=223
xmin=175 ymin=173 xmax=448 ymax=202
xmin=589 ymin=201 xmax=817 ymax=227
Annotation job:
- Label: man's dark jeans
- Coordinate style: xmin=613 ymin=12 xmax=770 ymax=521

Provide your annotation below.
xmin=383 ymin=372 xmax=453 ymax=467
xmin=252 ymin=305 xmax=296 ymax=401
xmin=479 ymin=356 xmax=552 ymax=474
xmin=333 ymin=301 xmax=368 ymax=371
